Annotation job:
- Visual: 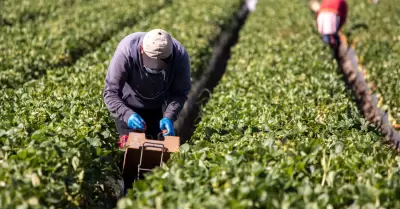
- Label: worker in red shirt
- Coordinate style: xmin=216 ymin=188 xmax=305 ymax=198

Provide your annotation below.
xmin=316 ymin=0 xmax=348 ymax=48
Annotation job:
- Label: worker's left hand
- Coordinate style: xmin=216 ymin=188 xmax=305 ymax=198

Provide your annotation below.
xmin=159 ymin=118 xmax=175 ymax=136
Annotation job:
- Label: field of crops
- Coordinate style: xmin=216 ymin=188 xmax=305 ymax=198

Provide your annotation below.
xmin=0 ymin=0 xmax=169 ymax=89
xmin=115 ymin=0 xmax=400 ymax=208
xmin=1 ymin=0 xmax=400 ymax=208
xmin=0 ymin=0 xmax=241 ymax=207
xmin=341 ymin=0 xmax=400 ymax=127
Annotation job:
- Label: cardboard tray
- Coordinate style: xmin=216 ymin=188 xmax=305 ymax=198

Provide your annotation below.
xmin=122 ymin=132 xmax=180 ymax=188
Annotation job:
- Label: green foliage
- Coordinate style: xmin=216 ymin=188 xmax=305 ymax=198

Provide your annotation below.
xmin=117 ymin=0 xmax=400 ymax=208
xmin=1 ymin=0 xmax=83 ymax=25
xmin=343 ymin=0 xmax=400 ymax=125
xmin=0 ymin=0 xmax=241 ymax=207
xmin=2 ymin=0 xmax=399 ymax=208
xmin=0 ymin=0 xmax=165 ymax=89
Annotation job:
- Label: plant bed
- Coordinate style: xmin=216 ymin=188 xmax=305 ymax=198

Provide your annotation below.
xmin=342 ymin=0 xmax=400 ymax=128
xmin=0 ymin=0 xmax=242 ymax=208
xmin=117 ymin=0 xmax=400 ymax=208
xmin=0 ymin=0 xmax=168 ymax=89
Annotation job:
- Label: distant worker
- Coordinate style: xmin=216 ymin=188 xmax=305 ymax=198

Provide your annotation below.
xmin=316 ymin=0 xmax=348 ymax=48
xmin=103 ymin=29 xmax=191 ymax=148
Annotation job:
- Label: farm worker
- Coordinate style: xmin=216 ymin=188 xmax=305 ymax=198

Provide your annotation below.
xmin=103 ymin=29 xmax=191 ymax=148
xmin=316 ymin=0 xmax=348 ymax=48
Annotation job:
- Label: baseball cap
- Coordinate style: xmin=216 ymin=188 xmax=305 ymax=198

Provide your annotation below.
xmin=142 ymin=29 xmax=173 ymax=70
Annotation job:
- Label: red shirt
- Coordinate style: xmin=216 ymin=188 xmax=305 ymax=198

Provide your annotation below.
xmin=318 ymin=0 xmax=348 ymax=28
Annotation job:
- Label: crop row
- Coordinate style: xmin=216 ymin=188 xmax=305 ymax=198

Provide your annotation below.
xmin=0 ymin=0 xmax=242 ymax=208
xmin=342 ymin=0 xmax=400 ymax=127
xmin=0 ymin=0 xmax=86 ymax=26
xmin=0 ymin=0 xmax=166 ymax=89
xmin=116 ymin=0 xmax=400 ymax=208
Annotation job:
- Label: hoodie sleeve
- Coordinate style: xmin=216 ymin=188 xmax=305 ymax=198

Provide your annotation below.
xmin=103 ymin=46 xmax=135 ymax=123
xmin=163 ymin=49 xmax=192 ymax=122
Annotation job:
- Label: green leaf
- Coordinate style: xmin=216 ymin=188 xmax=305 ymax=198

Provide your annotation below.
xmin=72 ymin=156 xmax=79 ymax=171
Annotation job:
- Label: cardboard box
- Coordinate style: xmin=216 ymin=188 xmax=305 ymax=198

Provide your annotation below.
xmin=122 ymin=132 xmax=180 ymax=189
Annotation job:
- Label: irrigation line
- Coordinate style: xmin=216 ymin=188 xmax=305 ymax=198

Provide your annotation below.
xmin=175 ymin=0 xmax=256 ymax=144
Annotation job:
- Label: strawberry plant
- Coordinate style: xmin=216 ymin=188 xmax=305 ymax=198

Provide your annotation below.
xmin=1 ymin=0 xmax=84 ymax=26
xmin=116 ymin=0 xmax=400 ymax=208
xmin=342 ymin=0 xmax=400 ymax=128
xmin=0 ymin=0 xmax=167 ymax=89
xmin=0 ymin=0 xmax=241 ymax=207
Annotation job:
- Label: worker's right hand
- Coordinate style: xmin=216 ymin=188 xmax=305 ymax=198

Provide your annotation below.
xmin=127 ymin=113 xmax=146 ymax=131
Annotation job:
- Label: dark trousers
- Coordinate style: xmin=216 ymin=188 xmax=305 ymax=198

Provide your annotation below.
xmin=113 ymin=107 xmax=163 ymax=140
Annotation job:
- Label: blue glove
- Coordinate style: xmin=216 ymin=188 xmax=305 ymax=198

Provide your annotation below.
xmin=159 ymin=118 xmax=175 ymax=136
xmin=127 ymin=113 xmax=146 ymax=131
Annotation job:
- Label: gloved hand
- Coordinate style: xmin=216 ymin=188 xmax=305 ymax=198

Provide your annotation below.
xmin=159 ymin=118 xmax=175 ymax=136
xmin=127 ymin=113 xmax=146 ymax=131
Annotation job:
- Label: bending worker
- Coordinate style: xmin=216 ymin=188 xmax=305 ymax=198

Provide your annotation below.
xmin=316 ymin=0 xmax=348 ymax=48
xmin=103 ymin=29 xmax=191 ymax=148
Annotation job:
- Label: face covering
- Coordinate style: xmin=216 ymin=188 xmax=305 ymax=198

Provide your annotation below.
xmin=144 ymin=65 xmax=166 ymax=80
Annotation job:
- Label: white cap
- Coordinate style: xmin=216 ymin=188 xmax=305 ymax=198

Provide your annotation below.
xmin=142 ymin=29 xmax=173 ymax=69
